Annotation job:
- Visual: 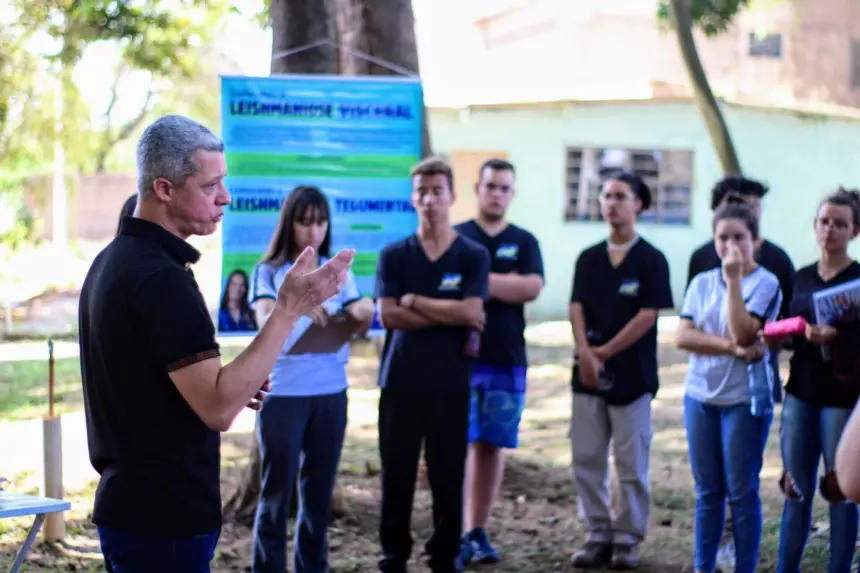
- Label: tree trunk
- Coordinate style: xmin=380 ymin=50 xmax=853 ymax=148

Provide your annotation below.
xmin=668 ymin=0 xmax=741 ymax=174
xmin=334 ymin=0 xmax=432 ymax=156
xmin=269 ymin=0 xmax=338 ymax=75
xmin=222 ymin=0 xmax=345 ymax=526
xmin=222 ymin=442 xmax=262 ymax=526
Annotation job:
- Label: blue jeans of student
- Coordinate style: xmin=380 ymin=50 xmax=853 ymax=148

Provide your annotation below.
xmin=684 ymin=396 xmax=771 ymax=573
xmin=252 ymin=391 xmax=348 ymax=573
xmin=98 ymin=526 xmax=220 ymax=573
xmin=777 ymin=393 xmax=858 ymax=573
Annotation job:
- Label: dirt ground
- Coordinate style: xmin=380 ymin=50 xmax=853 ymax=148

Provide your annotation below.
xmin=0 ymin=338 xmax=838 ymax=572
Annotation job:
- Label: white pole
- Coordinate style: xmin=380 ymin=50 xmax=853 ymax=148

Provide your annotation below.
xmin=41 ymin=416 xmax=65 ymax=541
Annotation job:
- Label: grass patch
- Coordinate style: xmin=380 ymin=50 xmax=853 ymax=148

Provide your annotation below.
xmin=0 ymin=359 xmax=84 ymax=421
xmin=0 ymin=339 xmax=849 ymax=571
xmin=0 ymin=347 xmax=244 ymax=422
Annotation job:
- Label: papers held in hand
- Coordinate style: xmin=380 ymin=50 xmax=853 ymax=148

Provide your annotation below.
xmin=287 ymin=311 xmax=358 ymax=355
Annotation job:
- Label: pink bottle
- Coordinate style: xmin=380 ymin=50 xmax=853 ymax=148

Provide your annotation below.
xmin=763 ymin=316 xmax=808 ymax=338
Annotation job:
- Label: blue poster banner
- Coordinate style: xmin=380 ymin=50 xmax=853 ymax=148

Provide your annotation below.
xmin=217 ymin=74 xmax=423 ymax=336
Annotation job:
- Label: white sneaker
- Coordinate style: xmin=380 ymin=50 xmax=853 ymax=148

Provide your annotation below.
xmin=715 ymin=538 xmax=736 ymax=571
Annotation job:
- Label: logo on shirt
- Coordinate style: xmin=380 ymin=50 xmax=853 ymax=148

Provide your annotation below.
xmin=438 ymin=273 xmax=462 ymax=291
xmin=618 ymin=279 xmax=640 ymax=296
xmin=495 ymin=244 xmax=519 ymax=260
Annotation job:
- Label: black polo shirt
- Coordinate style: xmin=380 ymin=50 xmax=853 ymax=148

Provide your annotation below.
xmin=570 ymin=238 xmax=674 ymax=406
xmin=687 ymin=239 xmax=795 ymax=318
xmin=79 ymin=216 xmax=222 ymax=536
xmin=785 ymin=261 xmax=860 ymax=409
xmin=454 ymin=220 xmax=544 ymax=367
xmin=375 ymin=234 xmax=490 ymax=393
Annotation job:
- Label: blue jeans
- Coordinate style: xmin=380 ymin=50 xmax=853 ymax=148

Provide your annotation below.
xmin=98 ymin=526 xmax=219 ymax=573
xmin=252 ymin=391 xmax=348 ymax=573
xmin=777 ymin=393 xmax=858 ymax=573
xmin=684 ymin=396 xmax=771 ymax=573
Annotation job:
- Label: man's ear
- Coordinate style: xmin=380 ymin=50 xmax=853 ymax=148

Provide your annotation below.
xmin=152 ymin=178 xmax=173 ymax=202
xmin=474 ymin=182 xmax=479 ymax=196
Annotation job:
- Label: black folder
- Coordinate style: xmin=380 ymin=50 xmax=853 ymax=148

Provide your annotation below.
xmin=286 ymin=311 xmax=357 ymax=355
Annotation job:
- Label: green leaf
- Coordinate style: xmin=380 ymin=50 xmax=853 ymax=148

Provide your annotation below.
xmin=657 ymin=0 xmax=754 ymax=36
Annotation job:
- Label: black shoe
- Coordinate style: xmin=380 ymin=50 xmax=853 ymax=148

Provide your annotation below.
xmin=571 ymin=542 xmax=613 ymax=568
xmin=609 ymin=544 xmax=640 ymax=570
xmin=379 ymin=557 xmax=408 ymax=573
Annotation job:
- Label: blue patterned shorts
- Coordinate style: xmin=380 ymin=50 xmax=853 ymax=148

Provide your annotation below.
xmin=468 ymin=363 xmax=527 ymax=449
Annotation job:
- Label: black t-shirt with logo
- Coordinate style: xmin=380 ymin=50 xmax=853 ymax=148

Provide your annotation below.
xmin=570 ymin=238 xmax=674 ymax=406
xmin=785 ymin=261 xmax=860 ymax=409
xmin=376 ymin=235 xmax=490 ymax=392
xmin=79 ymin=217 xmax=222 ymax=536
xmin=454 ymin=220 xmax=544 ymax=367
xmin=375 ymin=234 xmax=490 ymax=393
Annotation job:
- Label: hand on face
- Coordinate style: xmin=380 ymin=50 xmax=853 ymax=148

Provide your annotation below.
xmin=721 ymin=243 xmax=743 ymax=280
xmin=278 ymin=247 xmax=355 ymax=317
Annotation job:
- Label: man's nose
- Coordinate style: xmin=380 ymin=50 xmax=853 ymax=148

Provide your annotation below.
xmin=217 ymin=185 xmax=231 ymax=206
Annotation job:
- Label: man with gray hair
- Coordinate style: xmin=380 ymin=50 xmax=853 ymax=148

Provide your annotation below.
xmin=79 ymin=114 xmax=355 ymax=573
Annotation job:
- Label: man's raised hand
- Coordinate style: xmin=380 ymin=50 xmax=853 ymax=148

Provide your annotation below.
xmin=277 ymin=247 xmax=355 ymax=317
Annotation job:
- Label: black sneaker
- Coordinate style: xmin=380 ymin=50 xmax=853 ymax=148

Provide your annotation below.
xmin=571 ymin=542 xmax=612 ymax=568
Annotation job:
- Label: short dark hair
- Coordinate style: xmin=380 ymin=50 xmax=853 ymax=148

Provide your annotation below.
xmin=821 ymin=186 xmax=860 ymax=228
xmin=116 ymin=194 xmax=138 ymax=235
xmin=606 ymin=170 xmax=652 ymax=211
xmin=411 ymin=156 xmax=454 ymax=191
xmin=710 ymin=175 xmax=769 ymax=211
xmin=713 ymin=201 xmax=759 ymax=240
xmin=478 ymin=158 xmax=515 ymax=180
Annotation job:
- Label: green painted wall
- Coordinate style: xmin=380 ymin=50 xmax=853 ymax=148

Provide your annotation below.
xmin=428 ymin=100 xmax=860 ymax=321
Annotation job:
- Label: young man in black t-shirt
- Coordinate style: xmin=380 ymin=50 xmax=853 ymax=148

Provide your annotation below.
xmin=375 ymin=156 xmax=490 ymax=573
xmin=568 ymin=172 xmax=674 ymax=570
xmin=454 ymin=159 xmax=544 ymax=565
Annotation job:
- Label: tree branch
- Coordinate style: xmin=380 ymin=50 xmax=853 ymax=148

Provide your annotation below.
xmin=111 ymin=79 xmax=155 ymax=146
xmin=95 ymin=69 xmax=156 ymax=173
xmin=95 ymin=63 xmax=125 ymax=173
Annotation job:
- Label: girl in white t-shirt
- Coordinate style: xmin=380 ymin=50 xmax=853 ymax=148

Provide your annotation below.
xmin=248 ymin=186 xmax=375 ymax=573
xmin=676 ymin=201 xmax=781 ymax=573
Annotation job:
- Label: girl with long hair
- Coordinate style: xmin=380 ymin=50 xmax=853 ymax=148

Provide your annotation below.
xmin=248 ymin=185 xmax=375 ymax=573
xmin=219 ymin=269 xmax=257 ymax=331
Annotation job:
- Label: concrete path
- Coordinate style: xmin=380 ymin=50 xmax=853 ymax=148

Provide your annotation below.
xmin=0 ymin=317 xmax=680 ymax=363
xmin=0 ymin=319 xmax=680 ymax=492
